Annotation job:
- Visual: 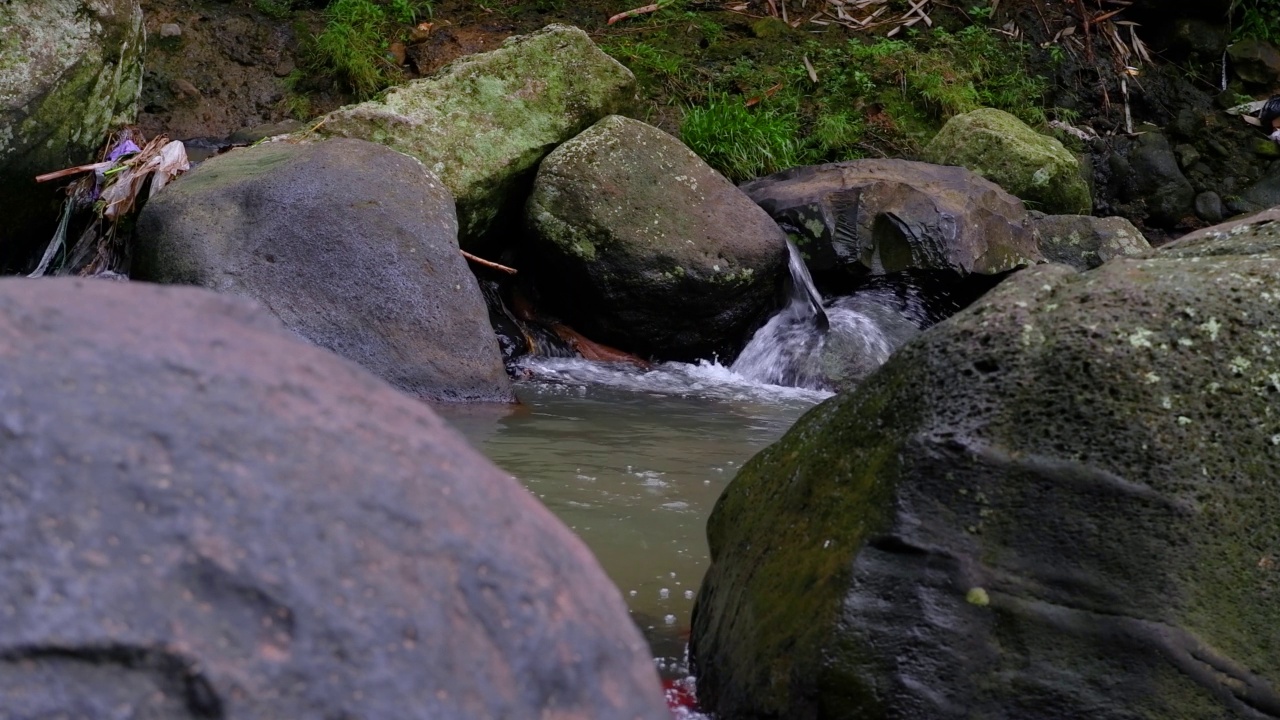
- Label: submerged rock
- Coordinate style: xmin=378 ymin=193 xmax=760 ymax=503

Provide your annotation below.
xmin=1029 ymin=212 xmax=1150 ymax=270
xmin=0 ymin=0 xmax=145 ymax=270
xmin=691 ymin=211 xmax=1280 ymax=718
xmin=0 ymin=278 xmax=669 ymax=720
xmin=527 ymin=115 xmax=787 ymax=360
xmin=741 ymin=159 xmax=1042 ymax=284
xmin=922 ymin=107 xmax=1092 ymax=215
xmin=135 ymin=138 xmax=512 ymax=403
xmin=316 ymin=24 xmax=636 ymax=248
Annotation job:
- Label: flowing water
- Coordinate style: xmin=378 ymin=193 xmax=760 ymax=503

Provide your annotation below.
xmin=442 ymin=242 xmax=941 ymax=713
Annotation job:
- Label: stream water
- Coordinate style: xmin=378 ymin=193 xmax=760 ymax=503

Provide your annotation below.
xmin=440 ymin=242 xmax=936 ymax=713
xmin=437 ymin=359 xmax=826 ymax=677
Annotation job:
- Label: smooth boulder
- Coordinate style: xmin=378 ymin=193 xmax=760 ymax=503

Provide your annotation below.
xmin=922 ymin=108 xmax=1092 ymax=215
xmin=0 ymin=278 xmax=669 ymax=720
xmin=1030 ymin=211 xmax=1150 ymax=270
xmin=134 ymin=138 xmax=512 ymax=403
xmin=741 ymin=159 xmax=1042 ymax=282
xmin=316 ymin=25 xmax=636 ymax=248
xmin=691 ymin=212 xmax=1280 ymax=718
xmin=527 ymin=115 xmax=787 ymax=360
xmin=0 ymin=0 xmax=144 ymax=270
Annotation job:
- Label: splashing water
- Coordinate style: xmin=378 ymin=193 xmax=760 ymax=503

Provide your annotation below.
xmin=732 ymin=240 xmax=930 ymax=391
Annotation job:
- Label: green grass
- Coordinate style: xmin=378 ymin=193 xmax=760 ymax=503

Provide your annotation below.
xmin=681 ymin=94 xmax=807 ymax=182
xmin=296 ymin=0 xmax=433 ymax=99
xmin=647 ymin=20 xmax=1048 ymax=181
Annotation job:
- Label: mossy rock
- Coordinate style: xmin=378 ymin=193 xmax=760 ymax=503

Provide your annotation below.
xmin=1030 ymin=212 xmax=1150 ymax=270
xmin=0 ymin=0 xmax=144 ymax=270
xmin=922 ymin=108 xmax=1092 ymax=215
xmin=691 ymin=212 xmax=1280 ymax=718
xmin=526 ymin=115 xmax=787 ymax=360
xmin=315 ymin=24 xmax=636 ymax=250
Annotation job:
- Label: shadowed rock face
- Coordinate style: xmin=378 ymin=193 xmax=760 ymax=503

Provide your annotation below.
xmin=0 ymin=0 xmax=144 ymax=271
xmin=741 ymin=159 xmax=1043 ymax=285
xmin=527 ymin=115 xmax=787 ymax=361
xmin=690 ymin=211 xmax=1280 ymax=719
xmin=0 ymin=278 xmax=669 ymax=720
xmin=134 ymin=138 xmax=513 ymax=404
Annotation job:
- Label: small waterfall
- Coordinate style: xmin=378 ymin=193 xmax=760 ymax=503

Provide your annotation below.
xmin=732 ymin=241 xmax=927 ymax=391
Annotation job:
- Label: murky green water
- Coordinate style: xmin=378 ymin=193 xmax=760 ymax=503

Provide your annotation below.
xmin=437 ymin=358 xmax=823 ymax=666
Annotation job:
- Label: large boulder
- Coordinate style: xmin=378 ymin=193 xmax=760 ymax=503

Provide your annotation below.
xmin=741 ymin=159 xmax=1042 ymax=284
xmin=0 ymin=278 xmax=669 ymax=720
xmin=134 ymin=138 xmax=512 ymax=404
xmin=922 ymin=108 xmax=1092 ymax=215
xmin=1029 ymin=211 xmax=1151 ymax=270
xmin=526 ymin=115 xmax=787 ymax=360
xmin=0 ymin=0 xmax=144 ymax=271
xmin=690 ymin=212 xmax=1280 ymax=718
xmin=316 ymin=24 xmax=636 ymax=249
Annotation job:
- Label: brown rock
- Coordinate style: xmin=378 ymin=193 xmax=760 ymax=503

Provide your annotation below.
xmin=742 ymin=159 xmax=1044 ymax=280
xmin=0 ymin=277 xmax=669 ymax=720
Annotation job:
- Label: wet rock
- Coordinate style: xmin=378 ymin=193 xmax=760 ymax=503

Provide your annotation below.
xmin=691 ymin=216 xmax=1280 ymax=719
xmin=0 ymin=0 xmax=145 ymax=271
xmin=1030 ymin=212 xmax=1150 ymax=270
xmin=1239 ymin=161 xmax=1280 ymax=211
xmin=317 ymin=25 xmax=636 ymax=249
xmin=1228 ymin=38 xmax=1280 ymax=86
xmin=0 ymin=278 xmax=668 ymax=720
xmin=1118 ymin=127 xmax=1197 ymax=228
xmin=134 ymin=138 xmax=513 ymax=403
xmin=527 ymin=115 xmax=786 ymax=361
xmin=1194 ymin=191 xmax=1225 ymax=222
xmin=921 ymin=108 xmax=1092 ymax=215
xmin=741 ymin=159 xmax=1042 ymax=285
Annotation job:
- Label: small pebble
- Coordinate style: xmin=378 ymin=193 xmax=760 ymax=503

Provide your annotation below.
xmin=159 ymin=22 xmax=181 ymax=38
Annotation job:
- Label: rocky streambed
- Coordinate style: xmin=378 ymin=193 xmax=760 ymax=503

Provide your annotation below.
xmin=2 ymin=3 xmax=1279 ymax=718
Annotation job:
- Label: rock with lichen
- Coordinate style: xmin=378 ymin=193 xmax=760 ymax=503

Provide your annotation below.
xmin=527 ymin=115 xmax=788 ymax=361
xmin=314 ymin=24 xmax=635 ymax=249
xmin=1030 ymin=211 xmax=1150 ymax=270
xmin=691 ymin=209 xmax=1280 ymax=719
xmin=923 ymin=107 xmax=1092 ymax=215
xmin=0 ymin=0 xmax=144 ymax=271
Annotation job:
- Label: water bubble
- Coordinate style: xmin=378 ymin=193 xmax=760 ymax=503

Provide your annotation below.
xmin=664 ymin=614 xmax=677 ymax=625
xmin=659 ymin=588 xmax=670 ymax=600
xmin=684 ymin=590 xmax=695 ymax=600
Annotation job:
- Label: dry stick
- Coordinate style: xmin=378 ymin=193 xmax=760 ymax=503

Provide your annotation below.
xmin=461 ymin=250 xmax=517 ymax=275
xmin=35 ymin=162 xmax=114 ymax=184
xmin=607 ymin=4 xmax=661 ymax=24
xmin=781 ymin=0 xmax=789 ymax=24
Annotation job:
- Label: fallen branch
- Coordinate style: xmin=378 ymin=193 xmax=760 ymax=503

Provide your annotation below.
xmin=608 ymin=3 xmax=660 ymax=24
xmin=461 ymin=249 xmax=517 ymax=274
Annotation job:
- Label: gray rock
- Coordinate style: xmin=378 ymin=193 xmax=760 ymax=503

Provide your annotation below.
xmin=134 ymin=138 xmax=513 ymax=403
xmin=527 ymin=115 xmax=787 ymax=360
xmin=1030 ymin=212 xmax=1151 ymax=270
xmin=691 ymin=218 xmax=1280 ymax=719
xmin=0 ymin=0 xmax=145 ymax=270
xmin=1228 ymin=38 xmax=1280 ymax=85
xmin=741 ymin=159 xmax=1043 ymax=281
xmin=1194 ymin=190 xmax=1225 ymax=222
xmin=317 ymin=25 xmax=636 ymax=249
xmin=1241 ymin=161 xmax=1280 ymax=210
xmin=0 ymin=278 xmax=668 ymax=720
xmin=1121 ymin=127 xmax=1196 ymax=227
xmin=159 ymin=22 xmax=182 ymax=38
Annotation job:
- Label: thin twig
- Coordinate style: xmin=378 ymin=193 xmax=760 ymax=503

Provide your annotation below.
xmin=461 ymin=249 xmax=517 ymax=274
xmin=608 ymin=3 xmax=661 ymax=24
